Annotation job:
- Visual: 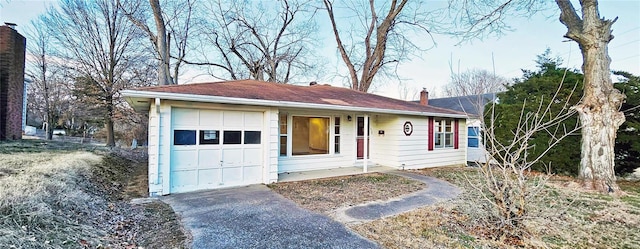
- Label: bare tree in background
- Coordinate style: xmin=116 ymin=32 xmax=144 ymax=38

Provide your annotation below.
xmin=120 ymin=0 xmax=195 ymax=85
xmin=451 ymin=0 xmax=625 ymax=194
xmin=443 ymin=69 xmax=509 ymax=97
xmin=42 ymin=0 xmax=153 ymax=147
xmin=25 ymin=18 xmax=70 ymax=140
xmin=186 ymin=0 xmax=318 ymax=84
xmin=322 ymin=0 xmax=438 ymax=92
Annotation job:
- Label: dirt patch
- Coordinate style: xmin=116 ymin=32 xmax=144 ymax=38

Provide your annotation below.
xmin=351 ymin=166 xmax=640 ymax=248
xmin=269 ymin=173 xmax=425 ymax=213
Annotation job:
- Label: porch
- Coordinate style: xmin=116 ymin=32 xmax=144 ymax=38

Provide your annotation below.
xmin=277 ymin=165 xmax=397 ymax=182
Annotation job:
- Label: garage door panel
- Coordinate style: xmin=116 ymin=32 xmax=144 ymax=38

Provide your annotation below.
xmin=222 ymin=167 xmax=242 ymax=183
xmin=171 ymin=170 xmax=197 ymax=188
xmin=223 ymin=111 xmax=244 ymax=127
xmin=244 ymin=112 xmax=263 ymax=128
xmin=171 ymin=150 xmax=198 ymax=170
xmin=222 ymin=148 xmax=243 ymax=166
xmin=172 ymin=108 xmax=198 ymax=126
xmin=243 ymin=166 xmax=262 ymax=182
xmin=243 ymin=148 xmax=262 ymax=165
xmin=199 ymin=109 xmax=222 ymax=126
xmin=198 ymin=149 xmax=221 ymax=169
xmin=198 ymin=169 xmax=222 ymax=185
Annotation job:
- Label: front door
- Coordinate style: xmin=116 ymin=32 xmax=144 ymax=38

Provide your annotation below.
xmin=356 ymin=116 xmax=370 ymax=159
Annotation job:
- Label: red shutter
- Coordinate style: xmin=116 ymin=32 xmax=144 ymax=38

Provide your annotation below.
xmin=428 ymin=117 xmax=434 ymax=151
xmin=454 ymin=119 xmax=459 ymax=149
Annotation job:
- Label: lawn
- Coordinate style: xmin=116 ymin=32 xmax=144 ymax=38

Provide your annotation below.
xmin=354 ymin=167 xmax=640 ymax=248
xmin=272 ymin=166 xmax=640 ymax=248
xmin=0 ymin=139 xmax=187 ymax=248
xmin=269 ymin=173 xmax=425 ymax=213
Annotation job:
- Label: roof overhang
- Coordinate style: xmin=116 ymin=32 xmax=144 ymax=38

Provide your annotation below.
xmin=121 ymin=90 xmax=468 ymax=119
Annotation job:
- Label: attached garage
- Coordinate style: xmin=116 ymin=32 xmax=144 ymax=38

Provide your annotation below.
xmin=169 ymin=108 xmax=265 ymax=193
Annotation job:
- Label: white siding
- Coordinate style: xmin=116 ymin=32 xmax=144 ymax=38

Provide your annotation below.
xmin=148 ymin=101 xmax=162 ymax=196
xmin=370 ymin=115 xmax=467 ymax=170
xmin=265 ymin=108 xmax=279 ymax=183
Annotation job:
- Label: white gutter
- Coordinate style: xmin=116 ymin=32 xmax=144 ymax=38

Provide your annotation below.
xmin=121 ymin=90 xmax=468 ymax=119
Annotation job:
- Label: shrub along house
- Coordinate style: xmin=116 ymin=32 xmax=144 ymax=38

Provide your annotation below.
xmin=122 ymin=80 xmax=468 ymax=196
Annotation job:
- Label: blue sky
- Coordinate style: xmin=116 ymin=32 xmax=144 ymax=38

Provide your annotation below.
xmin=1 ymin=0 xmax=638 ymax=99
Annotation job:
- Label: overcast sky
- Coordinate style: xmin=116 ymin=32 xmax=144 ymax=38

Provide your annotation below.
xmin=1 ymin=0 xmax=638 ymax=100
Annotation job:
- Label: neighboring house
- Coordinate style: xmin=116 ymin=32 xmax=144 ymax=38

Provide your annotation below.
xmin=420 ymin=93 xmax=498 ymax=164
xmin=122 ymin=80 xmax=468 ymax=196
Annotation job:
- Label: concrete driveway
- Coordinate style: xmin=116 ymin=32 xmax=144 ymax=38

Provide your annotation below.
xmin=162 ymin=185 xmax=379 ymax=249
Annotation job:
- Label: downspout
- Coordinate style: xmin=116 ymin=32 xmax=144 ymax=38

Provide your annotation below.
xmin=153 ymin=97 xmax=161 ymax=185
xmin=363 ymin=114 xmax=369 ymax=173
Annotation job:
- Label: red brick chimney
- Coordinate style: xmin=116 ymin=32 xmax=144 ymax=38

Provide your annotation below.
xmin=419 ymin=88 xmax=428 ymax=106
xmin=0 ymin=23 xmax=26 ymax=140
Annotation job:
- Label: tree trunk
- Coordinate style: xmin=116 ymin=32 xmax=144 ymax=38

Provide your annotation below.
xmin=150 ymin=0 xmax=173 ymax=85
xmin=556 ymin=0 xmax=625 ymax=194
xmin=575 ymin=39 xmax=625 ymax=193
xmin=105 ymin=96 xmax=116 ymax=147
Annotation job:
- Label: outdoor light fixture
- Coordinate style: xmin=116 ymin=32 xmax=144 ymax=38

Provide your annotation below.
xmin=347 ymin=115 xmax=352 ymax=121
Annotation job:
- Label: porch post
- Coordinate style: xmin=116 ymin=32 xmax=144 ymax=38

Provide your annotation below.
xmin=363 ymin=114 xmax=369 ymax=173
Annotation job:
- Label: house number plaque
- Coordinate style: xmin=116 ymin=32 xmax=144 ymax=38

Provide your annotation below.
xmin=403 ymin=121 xmax=413 ymax=136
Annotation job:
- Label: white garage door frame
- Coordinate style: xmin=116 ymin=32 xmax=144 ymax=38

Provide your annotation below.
xmin=168 ymin=107 xmax=266 ymax=193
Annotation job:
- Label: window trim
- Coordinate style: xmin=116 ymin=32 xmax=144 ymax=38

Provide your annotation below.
xmin=279 ymin=113 xmax=340 ymax=157
xmin=430 ymin=118 xmax=458 ymax=150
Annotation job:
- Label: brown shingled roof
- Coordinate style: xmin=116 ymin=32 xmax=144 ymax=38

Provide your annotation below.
xmin=130 ymin=79 xmax=465 ymax=116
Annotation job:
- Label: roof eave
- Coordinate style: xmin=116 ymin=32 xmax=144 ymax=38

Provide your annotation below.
xmin=120 ymin=90 xmax=468 ymax=118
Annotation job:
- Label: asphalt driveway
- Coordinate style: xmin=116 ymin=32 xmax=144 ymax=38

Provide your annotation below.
xmin=162 ymin=185 xmax=379 ymax=249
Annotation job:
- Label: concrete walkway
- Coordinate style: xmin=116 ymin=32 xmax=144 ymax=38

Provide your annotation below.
xmin=332 ymin=171 xmax=462 ymax=224
xmin=162 ymin=185 xmax=380 ymax=249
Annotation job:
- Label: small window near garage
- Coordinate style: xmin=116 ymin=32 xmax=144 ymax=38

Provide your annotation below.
xmin=174 ymin=130 xmax=196 ymax=145
xmin=334 ymin=117 xmax=340 ymax=154
xmin=223 ymin=131 xmax=242 ymax=144
xmin=199 ymin=130 xmax=220 ymax=144
xmin=244 ymin=131 xmax=261 ymax=144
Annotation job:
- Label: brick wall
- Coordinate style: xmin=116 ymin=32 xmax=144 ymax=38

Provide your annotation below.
xmin=0 ymin=25 xmax=26 ymax=140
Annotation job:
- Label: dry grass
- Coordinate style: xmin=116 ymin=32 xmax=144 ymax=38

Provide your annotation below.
xmin=0 ymin=140 xmax=187 ymax=248
xmin=351 ymin=167 xmax=640 ymax=249
xmin=0 ymin=151 xmax=108 ymax=247
xmin=269 ymin=173 xmax=425 ymax=213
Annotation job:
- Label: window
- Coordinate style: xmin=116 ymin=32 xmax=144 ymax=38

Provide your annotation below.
xmin=468 ymin=127 xmax=480 ymax=148
xmin=279 ymin=113 xmax=288 ymax=156
xmin=292 ymin=116 xmax=329 ymax=155
xmin=223 ymin=131 xmax=242 ymax=144
xmin=199 ymin=130 xmax=219 ymax=144
xmin=244 ymin=131 xmax=261 ymax=144
xmin=334 ymin=117 xmax=341 ymax=154
xmin=434 ymin=119 xmax=454 ymax=148
xmin=174 ymin=130 xmax=196 ymax=145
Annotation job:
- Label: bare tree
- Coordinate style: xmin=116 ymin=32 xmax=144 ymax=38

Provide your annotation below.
xmin=188 ymin=0 xmax=318 ymax=84
xmin=451 ymin=0 xmax=625 ymax=194
xmin=476 ymin=79 xmax=581 ymax=242
xmin=119 ymin=0 xmax=195 ymax=85
xmin=322 ymin=0 xmax=438 ymax=92
xmin=24 ymin=18 xmax=71 ymax=140
xmin=443 ymin=69 xmax=509 ymax=97
xmin=555 ymin=0 xmax=625 ymax=193
xmin=42 ymin=0 xmax=153 ymax=147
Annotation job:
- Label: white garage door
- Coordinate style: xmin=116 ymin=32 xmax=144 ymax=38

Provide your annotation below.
xmin=170 ymin=108 xmax=264 ymax=193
